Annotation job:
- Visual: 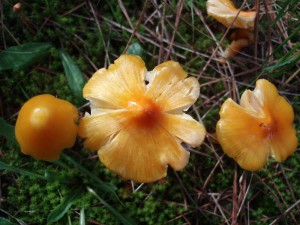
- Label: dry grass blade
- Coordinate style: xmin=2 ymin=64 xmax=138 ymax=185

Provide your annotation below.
xmin=88 ymin=1 xmax=110 ymax=67
xmin=117 ymin=0 xmax=144 ymax=44
xmin=164 ymin=0 xmax=184 ymax=60
xmin=122 ymin=0 xmax=148 ymax=54
xmin=269 ymin=199 xmax=300 ymax=225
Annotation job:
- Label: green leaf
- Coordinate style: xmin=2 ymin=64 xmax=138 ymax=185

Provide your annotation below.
xmin=0 ymin=43 xmax=52 ymax=70
xmin=0 ymin=160 xmax=44 ymax=179
xmin=87 ymin=187 xmax=136 ymax=225
xmin=59 ymin=50 xmax=86 ymax=102
xmin=126 ymin=43 xmax=143 ymax=56
xmin=0 ymin=217 xmax=18 ymax=225
xmin=47 ymin=186 xmax=84 ymax=223
xmin=0 ymin=117 xmax=17 ymax=145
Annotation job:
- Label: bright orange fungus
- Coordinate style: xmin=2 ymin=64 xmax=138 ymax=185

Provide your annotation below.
xmin=206 ymin=0 xmax=257 ymax=29
xmin=126 ymin=95 xmax=164 ymax=128
xmin=15 ymin=94 xmax=79 ymax=161
xmin=79 ymin=54 xmax=206 ymax=183
xmin=216 ymin=79 xmax=298 ymax=171
xmin=220 ymin=29 xmax=254 ymax=63
xmin=207 ymin=0 xmax=257 ymax=62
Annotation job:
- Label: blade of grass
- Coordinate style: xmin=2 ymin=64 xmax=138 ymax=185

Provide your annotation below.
xmin=59 ymin=50 xmax=86 ymax=103
xmin=67 ymin=215 xmax=73 ymax=225
xmin=44 ymin=170 xmax=78 ymax=184
xmin=0 ymin=117 xmax=17 ymax=145
xmin=61 ymin=153 xmax=117 ymax=195
xmin=271 ymin=0 xmax=298 ymax=27
xmin=187 ymin=0 xmax=194 ymax=42
xmin=0 ymin=217 xmax=18 ymax=225
xmin=87 ymin=187 xmax=136 ymax=225
xmin=262 ymin=28 xmax=300 ymax=70
xmin=0 ymin=210 xmax=26 ymax=225
xmin=0 ymin=160 xmax=44 ymax=179
xmin=0 ymin=43 xmax=52 ymax=70
xmin=48 ymin=186 xmax=84 ymax=223
xmin=273 ymin=25 xmax=300 ymax=54
xmin=264 ymin=42 xmax=300 ymax=71
xmin=80 ymin=208 xmax=85 ymax=225
xmin=263 ymin=52 xmax=300 ymax=71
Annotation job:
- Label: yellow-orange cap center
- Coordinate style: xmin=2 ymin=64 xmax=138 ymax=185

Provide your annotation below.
xmin=259 ymin=116 xmax=277 ymax=139
xmin=127 ymin=95 xmax=164 ymax=128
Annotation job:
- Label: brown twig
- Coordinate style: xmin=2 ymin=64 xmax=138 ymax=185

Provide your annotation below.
xmin=231 ymin=163 xmax=238 ymax=225
xmin=270 ymin=199 xmax=300 ymax=225
xmin=164 ymin=0 xmax=184 ymax=61
xmin=253 ymin=0 xmax=260 ymax=67
xmin=62 ymin=1 xmax=86 ymax=16
xmin=158 ymin=0 xmax=166 ymax=64
xmin=117 ymin=0 xmax=143 ymax=44
xmin=88 ymin=1 xmax=110 ymax=67
xmin=123 ymin=0 xmax=149 ymax=54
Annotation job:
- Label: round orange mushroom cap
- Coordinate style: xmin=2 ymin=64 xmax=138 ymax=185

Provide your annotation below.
xmin=78 ymin=54 xmax=206 ymax=183
xmin=216 ymin=79 xmax=298 ymax=171
xmin=207 ymin=0 xmax=257 ymax=29
xmin=15 ymin=94 xmax=79 ymax=161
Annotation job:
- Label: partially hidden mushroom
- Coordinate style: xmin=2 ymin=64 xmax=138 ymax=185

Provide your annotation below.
xmin=216 ymin=79 xmax=298 ymax=171
xmin=206 ymin=0 xmax=257 ymax=62
xmin=220 ymin=29 xmax=254 ymax=63
xmin=79 ymin=54 xmax=206 ymax=183
xmin=15 ymin=94 xmax=79 ymax=161
xmin=207 ymin=0 xmax=256 ymax=29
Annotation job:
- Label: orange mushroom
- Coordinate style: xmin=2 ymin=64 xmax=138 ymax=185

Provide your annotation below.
xmin=15 ymin=94 xmax=79 ymax=161
xmin=220 ymin=29 xmax=254 ymax=63
xmin=207 ymin=0 xmax=256 ymax=29
xmin=216 ymin=79 xmax=298 ymax=171
xmin=206 ymin=0 xmax=257 ymax=62
xmin=79 ymin=54 xmax=206 ymax=183
xmin=13 ymin=3 xmax=23 ymax=14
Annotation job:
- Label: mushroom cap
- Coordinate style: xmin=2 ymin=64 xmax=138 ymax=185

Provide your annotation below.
xmin=216 ymin=79 xmax=298 ymax=171
xmin=13 ymin=3 xmax=23 ymax=14
xmin=207 ymin=0 xmax=257 ymax=29
xmin=79 ymin=54 xmax=206 ymax=183
xmin=15 ymin=94 xmax=79 ymax=161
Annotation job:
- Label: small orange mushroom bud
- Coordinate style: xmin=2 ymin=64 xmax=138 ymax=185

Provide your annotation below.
xmin=216 ymin=79 xmax=298 ymax=171
xmin=15 ymin=94 xmax=79 ymax=161
xmin=206 ymin=0 xmax=257 ymax=29
xmin=79 ymin=55 xmax=206 ymax=183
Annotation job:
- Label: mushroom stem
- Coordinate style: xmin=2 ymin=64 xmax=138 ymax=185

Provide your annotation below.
xmin=220 ymin=29 xmax=254 ymax=63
